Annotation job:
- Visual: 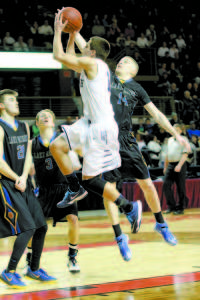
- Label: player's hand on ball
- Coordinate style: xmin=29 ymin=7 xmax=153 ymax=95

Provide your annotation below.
xmin=54 ymin=9 xmax=68 ymax=32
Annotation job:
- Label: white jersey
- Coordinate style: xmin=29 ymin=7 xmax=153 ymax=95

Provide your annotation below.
xmin=80 ymin=59 xmax=115 ymax=123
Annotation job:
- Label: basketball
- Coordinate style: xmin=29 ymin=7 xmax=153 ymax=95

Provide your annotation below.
xmin=61 ymin=7 xmax=83 ymax=33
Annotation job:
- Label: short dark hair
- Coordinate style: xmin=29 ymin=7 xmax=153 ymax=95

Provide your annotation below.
xmin=0 ymin=89 xmax=18 ymax=103
xmin=90 ymin=36 xmax=110 ymax=61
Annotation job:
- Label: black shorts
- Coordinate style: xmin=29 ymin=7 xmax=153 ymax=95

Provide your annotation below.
xmin=0 ymin=178 xmax=46 ymax=239
xmin=104 ymin=132 xmax=150 ymax=188
xmin=38 ymin=183 xmax=78 ymax=223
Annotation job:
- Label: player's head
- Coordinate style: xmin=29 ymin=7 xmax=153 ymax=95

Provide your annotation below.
xmin=115 ymin=56 xmax=139 ymax=79
xmin=36 ymin=109 xmax=55 ymax=129
xmin=84 ymin=36 xmax=110 ymax=61
xmin=173 ymin=123 xmax=182 ymax=134
xmin=0 ymin=89 xmax=19 ymax=117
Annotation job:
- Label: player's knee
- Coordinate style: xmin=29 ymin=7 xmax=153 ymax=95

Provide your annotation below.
xmin=67 ymin=214 xmax=78 ymax=225
xmin=83 ymin=175 xmax=106 ymax=197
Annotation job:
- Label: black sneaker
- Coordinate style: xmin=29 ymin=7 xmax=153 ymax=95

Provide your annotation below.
xmin=173 ymin=210 xmax=184 ymax=215
xmin=163 ymin=209 xmax=174 ymax=214
xmin=57 ymin=186 xmax=88 ymax=208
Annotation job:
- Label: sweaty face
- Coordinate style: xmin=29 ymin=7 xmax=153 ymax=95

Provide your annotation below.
xmin=2 ymin=95 xmax=19 ymax=116
xmin=115 ymin=57 xmax=138 ymax=78
xmin=37 ymin=111 xmax=54 ymax=128
xmin=82 ymin=40 xmax=92 ymax=57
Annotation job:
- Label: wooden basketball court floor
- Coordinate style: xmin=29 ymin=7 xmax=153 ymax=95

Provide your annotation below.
xmin=0 ymin=208 xmax=200 ymax=300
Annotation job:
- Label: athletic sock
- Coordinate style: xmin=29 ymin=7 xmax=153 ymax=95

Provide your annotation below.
xmin=114 ymin=194 xmax=133 ymax=213
xmin=154 ymin=211 xmax=165 ymax=224
xmin=68 ymin=243 xmax=78 ymax=258
xmin=112 ymin=224 xmax=122 ymax=238
xmin=65 ymin=173 xmax=80 ymax=192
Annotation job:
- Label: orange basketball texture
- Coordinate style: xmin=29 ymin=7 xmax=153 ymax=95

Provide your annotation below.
xmin=61 ymin=7 xmax=83 ymax=33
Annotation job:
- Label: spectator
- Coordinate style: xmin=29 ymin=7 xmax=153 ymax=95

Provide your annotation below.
xmin=175 ymin=34 xmax=186 ymax=52
xmin=27 ymin=38 xmax=37 ymax=52
xmin=116 ymin=32 xmax=126 ymax=50
xmin=157 ymin=72 xmax=171 ymax=96
xmin=3 ymin=31 xmax=15 ymax=51
xmin=134 ymin=117 xmax=146 ymax=136
xmin=193 ymin=61 xmax=200 ymax=85
xmin=135 ymin=133 xmax=146 ymax=151
xmin=168 ymin=62 xmax=183 ymax=84
xmin=92 ymin=14 xmax=100 ymax=25
xmin=182 ymin=90 xmax=196 ymax=124
xmin=168 ymin=82 xmax=181 ymax=100
xmin=169 ymin=43 xmax=179 ymax=61
xmin=124 ymin=22 xmax=135 ymax=39
xmin=169 ymin=112 xmax=178 ymax=126
xmin=157 ymin=41 xmax=169 ymax=60
xmin=125 ymin=41 xmax=138 ymax=57
xmin=29 ymin=21 xmax=40 ymax=46
xmin=144 ymin=117 xmax=154 ymax=142
xmin=159 ymin=26 xmax=170 ymax=44
xmin=147 ymin=135 xmax=161 ymax=167
xmin=91 ymin=23 xmax=105 ymax=37
xmin=158 ymin=63 xmax=168 ymax=77
xmin=136 ymin=32 xmax=148 ymax=48
xmin=147 ymin=34 xmax=156 ymax=48
xmin=38 ymin=19 xmax=54 ymax=44
xmin=145 ymin=24 xmax=157 ymax=44
xmin=187 ymin=121 xmax=200 ymax=139
xmin=102 ymin=14 xmax=110 ymax=29
xmin=13 ymin=36 xmax=29 ymax=52
xmin=124 ymin=35 xmax=136 ymax=47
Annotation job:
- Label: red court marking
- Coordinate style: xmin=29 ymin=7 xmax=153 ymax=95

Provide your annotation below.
xmin=1 ymin=271 xmax=200 ymax=299
xmin=0 ymin=240 xmax=144 ymax=256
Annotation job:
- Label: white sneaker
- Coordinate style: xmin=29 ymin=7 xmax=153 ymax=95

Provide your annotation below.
xmin=67 ymin=258 xmax=80 ymax=273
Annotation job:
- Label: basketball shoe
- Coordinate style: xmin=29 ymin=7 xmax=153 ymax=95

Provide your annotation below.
xmin=115 ymin=233 xmax=132 ymax=261
xmin=68 ymin=257 xmax=80 ymax=273
xmin=25 ymin=267 xmax=57 ymax=281
xmin=125 ymin=200 xmax=142 ymax=233
xmin=57 ymin=186 xmax=88 ymax=208
xmin=0 ymin=270 xmax=26 ymax=288
xmin=154 ymin=222 xmax=177 ymax=246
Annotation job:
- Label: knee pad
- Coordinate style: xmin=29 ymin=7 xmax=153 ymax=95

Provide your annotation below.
xmin=83 ymin=175 xmax=106 ymax=197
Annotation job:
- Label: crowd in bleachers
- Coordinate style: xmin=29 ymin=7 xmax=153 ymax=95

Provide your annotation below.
xmin=1 ymin=0 xmax=200 ymax=169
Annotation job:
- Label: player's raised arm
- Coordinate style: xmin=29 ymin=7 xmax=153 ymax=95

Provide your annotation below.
xmin=53 ymin=10 xmax=97 ymax=76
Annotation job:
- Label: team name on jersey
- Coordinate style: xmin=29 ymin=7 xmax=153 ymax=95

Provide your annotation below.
xmin=8 ymin=135 xmax=28 ymax=144
xmin=33 ymin=150 xmax=51 ymax=159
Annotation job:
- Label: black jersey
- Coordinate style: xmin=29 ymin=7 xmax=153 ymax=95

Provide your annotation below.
xmin=32 ymin=132 xmax=66 ymax=186
xmin=111 ymin=74 xmax=151 ymax=132
xmin=0 ymin=119 xmax=28 ymax=177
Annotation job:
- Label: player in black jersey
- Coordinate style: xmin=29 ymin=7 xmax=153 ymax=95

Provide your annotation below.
xmin=103 ymin=56 xmax=191 ymax=246
xmin=0 ymin=89 xmax=55 ymax=288
xmin=28 ymin=109 xmax=80 ymax=273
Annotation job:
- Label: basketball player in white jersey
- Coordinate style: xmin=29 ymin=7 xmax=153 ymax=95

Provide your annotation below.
xmin=51 ymin=9 xmax=142 ymax=261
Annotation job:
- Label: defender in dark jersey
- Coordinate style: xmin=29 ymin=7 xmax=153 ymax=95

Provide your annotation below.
xmin=104 ymin=57 xmax=190 ymax=246
xmin=29 ymin=109 xmax=80 ymax=273
xmin=0 ymin=89 xmax=55 ymax=288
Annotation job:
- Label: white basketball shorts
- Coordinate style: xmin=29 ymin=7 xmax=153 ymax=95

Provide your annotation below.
xmin=62 ymin=118 xmax=121 ymax=176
